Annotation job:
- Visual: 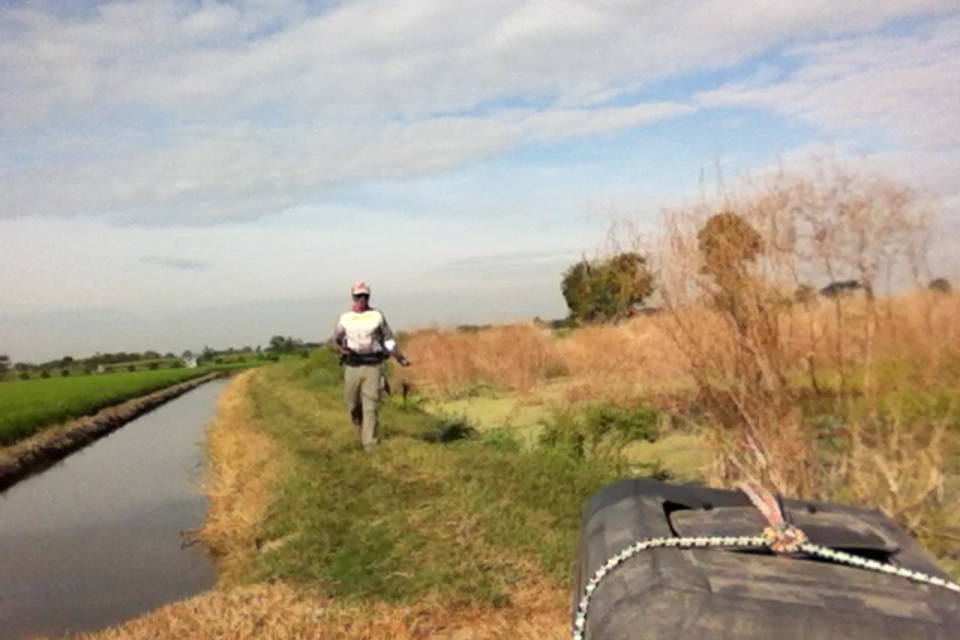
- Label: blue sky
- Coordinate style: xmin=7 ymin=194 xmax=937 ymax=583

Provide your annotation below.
xmin=2 ymin=1 xmax=959 ymax=362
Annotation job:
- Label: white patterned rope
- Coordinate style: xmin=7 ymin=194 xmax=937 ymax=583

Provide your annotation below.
xmin=572 ymin=535 xmax=768 ymax=640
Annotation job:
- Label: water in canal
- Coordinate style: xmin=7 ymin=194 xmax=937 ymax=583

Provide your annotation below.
xmin=0 ymin=379 xmax=227 ymax=640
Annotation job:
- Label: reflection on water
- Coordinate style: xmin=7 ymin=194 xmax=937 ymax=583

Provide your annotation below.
xmin=0 ymin=379 xmax=226 ymax=640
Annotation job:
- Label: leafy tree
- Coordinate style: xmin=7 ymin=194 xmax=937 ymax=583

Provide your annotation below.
xmin=560 ymin=252 xmax=655 ymax=324
xmin=268 ymin=335 xmax=304 ymax=353
xmin=560 ymin=259 xmax=593 ymax=320
xmin=929 ymin=277 xmax=952 ymax=294
xmin=0 ymin=354 xmax=9 ymax=378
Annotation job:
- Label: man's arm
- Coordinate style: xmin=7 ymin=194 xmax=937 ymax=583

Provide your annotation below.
xmin=380 ymin=315 xmax=410 ymax=367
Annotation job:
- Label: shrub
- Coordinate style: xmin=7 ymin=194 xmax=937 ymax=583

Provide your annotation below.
xmin=40 ymin=371 xmax=50 ymax=379
xmin=61 ymin=369 xmax=70 ymax=377
xmin=483 ymin=427 xmax=523 ymax=453
xmin=127 ymin=365 xmax=136 ymax=372
xmin=418 ymin=415 xmax=479 ymax=443
xmin=929 ymin=277 xmax=952 ymax=294
xmin=539 ymin=403 xmax=659 ymax=460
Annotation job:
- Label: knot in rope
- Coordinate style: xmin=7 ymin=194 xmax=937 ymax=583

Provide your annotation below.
xmin=761 ymin=523 xmax=808 ymax=553
xmin=737 ymin=480 xmax=809 ymax=554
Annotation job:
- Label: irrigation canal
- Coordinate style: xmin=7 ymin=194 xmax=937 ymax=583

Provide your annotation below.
xmin=0 ymin=379 xmax=228 ymax=640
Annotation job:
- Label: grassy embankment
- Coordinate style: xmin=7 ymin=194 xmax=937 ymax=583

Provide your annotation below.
xmin=0 ymin=361 xmax=258 ymax=446
xmin=71 ymin=349 xmax=648 ymax=640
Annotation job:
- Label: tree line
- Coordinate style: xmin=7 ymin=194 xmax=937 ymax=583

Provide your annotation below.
xmin=0 ymin=334 xmax=322 ymax=381
xmin=560 ymin=212 xmax=953 ymax=325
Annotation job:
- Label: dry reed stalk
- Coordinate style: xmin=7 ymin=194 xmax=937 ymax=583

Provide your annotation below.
xmin=648 ymin=164 xmax=943 ymax=503
xmin=405 ymin=324 xmax=561 ymax=395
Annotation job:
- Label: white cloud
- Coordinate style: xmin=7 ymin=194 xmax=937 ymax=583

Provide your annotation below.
xmin=2 ymin=1 xmax=956 ymax=224
xmin=4 ymin=2 xmax=960 ymax=361
xmin=140 ymin=255 xmax=213 ymax=271
xmin=698 ymin=16 xmax=960 ymax=152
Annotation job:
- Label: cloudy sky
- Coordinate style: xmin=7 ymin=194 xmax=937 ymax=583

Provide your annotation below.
xmin=2 ymin=1 xmax=959 ymax=362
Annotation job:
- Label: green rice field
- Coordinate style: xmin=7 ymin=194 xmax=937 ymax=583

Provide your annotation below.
xmin=0 ymin=368 xmax=219 ymax=446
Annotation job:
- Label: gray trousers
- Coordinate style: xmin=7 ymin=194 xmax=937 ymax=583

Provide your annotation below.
xmin=343 ymin=364 xmax=384 ymax=450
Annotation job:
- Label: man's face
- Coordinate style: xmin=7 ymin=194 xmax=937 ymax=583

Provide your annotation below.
xmin=352 ymin=294 xmax=370 ymax=309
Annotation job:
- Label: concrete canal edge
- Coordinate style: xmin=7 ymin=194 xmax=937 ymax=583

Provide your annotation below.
xmin=0 ymin=372 xmax=228 ymax=493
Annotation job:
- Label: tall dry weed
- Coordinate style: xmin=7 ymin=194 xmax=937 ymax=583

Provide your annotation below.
xmin=648 ymin=163 xmax=954 ymax=528
xmin=833 ymin=414 xmax=948 ymax=537
xmin=405 ymin=324 xmax=562 ymax=395
xmin=553 ymin=316 xmax=692 ymax=404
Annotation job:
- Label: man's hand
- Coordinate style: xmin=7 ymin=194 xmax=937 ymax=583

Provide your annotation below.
xmin=396 ymin=355 xmax=412 ymax=368
xmin=338 ymin=346 xmax=352 ymax=356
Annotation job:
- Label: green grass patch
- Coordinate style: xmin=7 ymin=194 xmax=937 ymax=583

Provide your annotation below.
xmin=0 ymin=367 xmax=234 ymax=445
xmin=236 ymin=351 xmax=630 ymax=606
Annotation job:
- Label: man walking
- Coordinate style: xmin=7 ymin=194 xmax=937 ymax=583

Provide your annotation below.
xmin=331 ymin=281 xmax=410 ymax=451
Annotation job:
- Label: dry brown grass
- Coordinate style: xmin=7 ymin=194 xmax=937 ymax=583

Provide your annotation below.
xmin=407 ymin=293 xmax=960 ymax=410
xmin=782 ymin=291 xmax=960 ymax=392
xmin=66 ymin=579 xmax=567 ymax=640
xmin=405 ymin=324 xmax=563 ymax=396
xmin=200 ymin=369 xmax=287 ymax=585
xmin=406 ymin=315 xmax=693 ymax=407
xmin=553 ymin=315 xmax=692 ymax=404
